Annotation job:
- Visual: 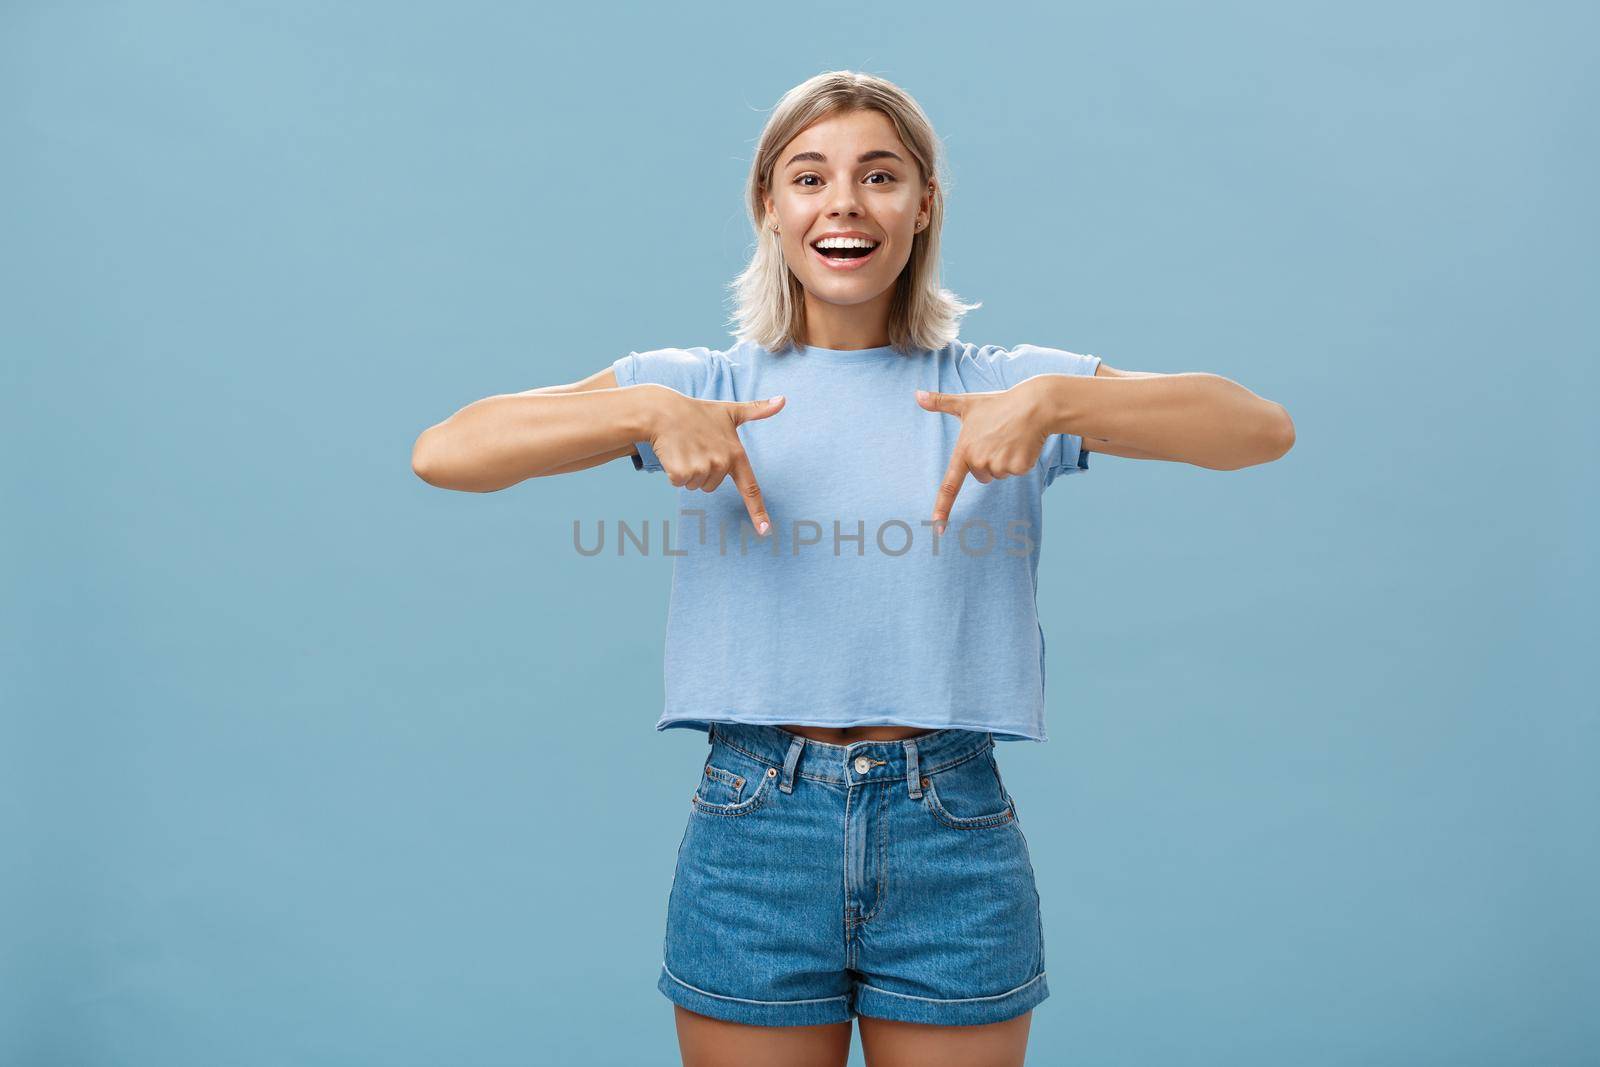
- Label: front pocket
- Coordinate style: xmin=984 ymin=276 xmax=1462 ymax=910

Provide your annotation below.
xmin=919 ymin=748 xmax=1016 ymax=830
xmin=698 ymin=762 xmax=747 ymax=807
xmin=690 ymin=742 xmax=780 ymax=817
xmin=691 ymin=765 xmax=776 ymax=817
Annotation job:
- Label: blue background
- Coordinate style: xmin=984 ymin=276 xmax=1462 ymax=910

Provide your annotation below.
xmin=4 ymin=2 xmax=1594 ymax=1064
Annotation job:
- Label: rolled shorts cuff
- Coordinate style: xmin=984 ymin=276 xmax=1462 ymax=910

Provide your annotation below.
xmin=658 ymin=962 xmax=854 ymax=1027
xmin=853 ymin=970 xmax=1049 ymax=1027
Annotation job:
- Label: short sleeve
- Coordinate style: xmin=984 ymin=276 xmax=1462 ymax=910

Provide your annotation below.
xmin=979 ymin=343 xmax=1102 ymax=486
xmin=610 ymin=346 xmax=717 ymax=472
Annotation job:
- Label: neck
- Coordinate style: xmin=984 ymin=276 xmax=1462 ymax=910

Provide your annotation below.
xmin=800 ymin=286 xmax=894 ymax=350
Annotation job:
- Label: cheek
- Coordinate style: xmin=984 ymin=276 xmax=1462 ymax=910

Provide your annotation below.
xmin=773 ymin=204 xmax=806 ymax=243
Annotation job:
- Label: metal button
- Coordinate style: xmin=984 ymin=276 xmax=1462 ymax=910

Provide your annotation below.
xmin=921 ymin=777 xmax=930 ymax=789
xmin=766 ymin=767 xmax=777 ymax=777
xmin=854 ymin=756 xmax=871 ymax=774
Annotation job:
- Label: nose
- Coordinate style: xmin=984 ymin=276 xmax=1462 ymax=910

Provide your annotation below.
xmin=825 ymin=182 xmax=864 ymax=219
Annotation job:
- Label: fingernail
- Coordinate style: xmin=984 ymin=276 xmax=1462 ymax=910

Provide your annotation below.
xmin=758 ymin=520 xmax=769 ymax=534
xmin=916 ymin=390 xmax=928 ymax=401
xmin=770 ymin=395 xmax=784 ymax=405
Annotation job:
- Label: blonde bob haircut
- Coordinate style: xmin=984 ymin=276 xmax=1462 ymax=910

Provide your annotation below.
xmin=727 ymin=70 xmax=980 ymax=356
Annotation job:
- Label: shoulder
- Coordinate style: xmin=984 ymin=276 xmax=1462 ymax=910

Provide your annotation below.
xmin=950 ymin=341 xmax=1104 ymax=391
xmin=610 ymin=340 xmax=747 ymax=397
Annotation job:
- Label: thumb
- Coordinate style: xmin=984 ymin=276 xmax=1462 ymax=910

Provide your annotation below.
xmin=730 ymin=395 xmax=786 ymax=425
xmin=916 ymin=389 xmax=965 ymax=415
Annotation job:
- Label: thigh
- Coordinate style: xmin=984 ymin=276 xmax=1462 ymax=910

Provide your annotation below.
xmin=673 ymin=1004 xmax=853 ymax=1067
xmin=858 ymin=1011 xmax=1032 ymax=1067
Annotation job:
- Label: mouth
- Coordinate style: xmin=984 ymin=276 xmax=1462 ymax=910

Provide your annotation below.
xmin=810 ymin=238 xmax=881 ymax=272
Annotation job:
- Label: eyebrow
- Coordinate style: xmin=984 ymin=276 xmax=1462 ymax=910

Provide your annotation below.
xmin=784 ymin=149 xmax=906 ymax=168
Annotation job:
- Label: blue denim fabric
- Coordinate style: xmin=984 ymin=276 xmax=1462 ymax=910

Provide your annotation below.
xmin=659 ymin=723 xmax=1048 ymax=1027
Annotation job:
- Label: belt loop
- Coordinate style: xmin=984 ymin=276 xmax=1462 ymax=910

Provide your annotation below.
xmin=779 ymin=735 xmax=804 ymax=794
xmin=904 ymin=737 xmax=922 ymax=799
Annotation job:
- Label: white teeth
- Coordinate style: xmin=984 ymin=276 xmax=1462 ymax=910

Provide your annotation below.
xmin=814 ymin=236 xmax=879 ymax=249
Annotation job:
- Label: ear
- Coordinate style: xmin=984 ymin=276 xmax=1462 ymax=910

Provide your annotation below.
xmin=921 ymin=177 xmax=937 ymax=226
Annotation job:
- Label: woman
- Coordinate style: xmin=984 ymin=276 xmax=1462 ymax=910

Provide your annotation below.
xmin=413 ymin=71 xmax=1293 ymax=1067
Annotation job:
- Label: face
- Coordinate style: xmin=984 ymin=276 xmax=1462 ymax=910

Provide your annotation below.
xmin=762 ymin=108 xmax=935 ymax=312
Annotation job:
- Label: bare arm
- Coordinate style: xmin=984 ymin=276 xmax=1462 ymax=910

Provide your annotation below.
xmin=411 ymin=367 xmax=655 ymax=492
xmin=1076 ymin=362 xmax=1167 ymax=461
xmin=1026 ymin=361 xmax=1295 ymax=470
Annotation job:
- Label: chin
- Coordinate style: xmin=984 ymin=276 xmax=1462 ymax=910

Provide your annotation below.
xmin=806 ymin=280 xmax=893 ymax=306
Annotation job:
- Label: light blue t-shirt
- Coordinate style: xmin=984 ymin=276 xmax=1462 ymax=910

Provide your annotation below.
xmin=611 ymin=338 xmax=1102 ymax=743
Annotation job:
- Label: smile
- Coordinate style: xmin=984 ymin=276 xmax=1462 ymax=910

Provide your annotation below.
xmin=810 ymin=241 xmax=881 ymax=272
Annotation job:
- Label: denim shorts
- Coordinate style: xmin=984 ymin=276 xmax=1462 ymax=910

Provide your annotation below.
xmin=658 ymin=722 xmax=1048 ymax=1027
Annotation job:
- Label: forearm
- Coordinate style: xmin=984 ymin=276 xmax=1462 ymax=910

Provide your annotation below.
xmin=1029 ymin=372 xmax=1294 ymax=470
xmin=412 ymin=386 xmax=658 ymax=492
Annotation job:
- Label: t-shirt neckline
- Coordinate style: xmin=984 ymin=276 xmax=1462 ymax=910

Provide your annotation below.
xmin=789 ymin=342 xmax=907 ymax=364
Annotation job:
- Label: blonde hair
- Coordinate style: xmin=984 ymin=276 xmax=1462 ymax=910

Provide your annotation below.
xmin=726 ymin=70 xmax=980 ymax=356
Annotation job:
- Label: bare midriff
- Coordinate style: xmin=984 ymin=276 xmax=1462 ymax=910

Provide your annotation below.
xmin=778 ymin=724 xmax=934 ymax=744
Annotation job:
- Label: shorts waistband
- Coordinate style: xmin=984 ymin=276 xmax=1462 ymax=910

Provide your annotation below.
xmin=708 ymin=721 xmax=993 ymax=794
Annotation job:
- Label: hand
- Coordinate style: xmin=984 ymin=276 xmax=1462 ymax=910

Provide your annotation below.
xmin=915 ymin=382 xmax=1050 ymax=531
xmin=642 ymin=387 xmax=786 ymax=535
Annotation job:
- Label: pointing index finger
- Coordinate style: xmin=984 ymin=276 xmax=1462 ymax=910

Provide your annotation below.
xmin=729 ymin=449 xmax=771 ymax=536
xmin=932 ymin=447 xmax=969 ymax=534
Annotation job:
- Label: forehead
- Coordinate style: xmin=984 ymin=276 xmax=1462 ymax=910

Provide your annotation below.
xmin=782 ymin=108 xmax=906 ymax=158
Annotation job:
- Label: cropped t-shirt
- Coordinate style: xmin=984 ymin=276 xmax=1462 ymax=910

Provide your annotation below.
xmin=611 ymin=338 xmax=1102 ymax=743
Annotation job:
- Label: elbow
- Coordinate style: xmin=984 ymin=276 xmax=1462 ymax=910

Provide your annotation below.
xmin=411 ymin=427 xmax=452 ymax=488
xmin=411 ymin=427 xmax=504 ymax=492
xmin=1219 ymin=405 xmax=1293 ymax=471
xmin=1270 ymin=405 xmax=1296 ymax=460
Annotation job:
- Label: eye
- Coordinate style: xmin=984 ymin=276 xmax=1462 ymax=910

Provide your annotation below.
xmin=792 ymin=171 xmax=898 ymax=188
